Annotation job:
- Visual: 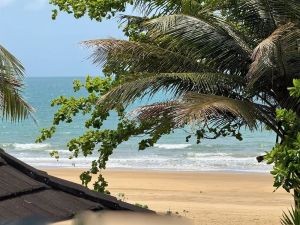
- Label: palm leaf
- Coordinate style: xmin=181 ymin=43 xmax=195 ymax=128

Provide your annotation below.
xmin=131 ymin=93 xmax=260 ymax=129
xmin=133 ymin=0 xmax=179 ymax=16
xmin=236 ymin=0 xmax=300 ymax=38
xmin=175 ymin=93 xmax=258 ymax=128
xmin=0 ymin=87 xmax=34 ymax=122
xmin=247 ymin=23 xmax=300 ymax=89
xmin=0 ymin=45 xmax=24 ymax=77
xmin=0 ymin=45 xmax=34 ymax=122
xmin=145 ymin=14 xmax=252 ymax=75
xmin=98 ymin=72 xmax=243 ymax=109
xmin=134 ymin=0 xmax=213 ymax=18
xmin=82 ymin=39 xmax=204 ymax=73
xmin=281 ymin=207 xmax=300 ymax=225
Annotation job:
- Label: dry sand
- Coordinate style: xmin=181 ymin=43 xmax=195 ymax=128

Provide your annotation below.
xmin=49 ymin=169 xmax=293 ymax=225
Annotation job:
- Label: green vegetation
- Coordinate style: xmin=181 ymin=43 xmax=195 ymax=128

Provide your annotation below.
xmin=265 ymin=80 xmax=300 ymax=219
xmin=117 ymin=192 xmax=127 ymax=201
xmin=281 ymin=207 xmax=300 ymax=225
xmin=49 ymin=0 xmax=229 ymax=21
xmin=0 ymin=45 xmax=33 ymax=122
xmin=117 ymin=193 xmax=148 ymax=209
xmin=38 ymin=0 xmax=300 ymax=214
xmin=134 ymin=203 xmax=149 ymax=209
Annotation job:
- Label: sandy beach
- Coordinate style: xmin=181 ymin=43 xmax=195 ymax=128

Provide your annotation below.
xmin=48 ymin=169 xmax=292 ymax=225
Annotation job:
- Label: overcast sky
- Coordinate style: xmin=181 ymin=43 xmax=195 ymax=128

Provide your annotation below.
xmin=0 ymin=0 xmax=127 ymax=77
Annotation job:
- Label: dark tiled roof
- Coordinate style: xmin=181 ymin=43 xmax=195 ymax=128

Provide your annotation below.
xmin=0 ymin=149 xmax=151 ymax=224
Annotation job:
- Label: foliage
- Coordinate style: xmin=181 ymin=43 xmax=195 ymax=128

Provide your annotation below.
xmin=281 ymin=207 xmax=300 ymax=225
xmin=50 ymin=0 xmax=132 ymax=21
xmin=41 ymin=0 xmax=300 ymax=197
xmin=134 ymin=203 xmax=148 ymax=209
xmin=117 ymin=193 xmax=127 ymax=201
xmin=118 ymin=192 xmax=148 ymax=209
xmin=37 ymin=75 xmax=184 ymax=191
xmin=0 ymin=45 xmax=33 ymax=122
xmin=49 ymin=0 xmax=230 ymax=21
xmin=265 ymin=108 xmax=300 ymax=193
xmin=265 ymin=79 xmax=300 ymax=208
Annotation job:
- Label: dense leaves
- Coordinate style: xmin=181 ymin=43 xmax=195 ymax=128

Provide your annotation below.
xmin=49 ymin=0 xmax=228 ymax=21
xmin=265 ymin=79 xmax=300 ymax=209
xmin=265 ymin=108 xmax=300 ymax=192
xmin=50 ymin=0 xmax=132 ymax=21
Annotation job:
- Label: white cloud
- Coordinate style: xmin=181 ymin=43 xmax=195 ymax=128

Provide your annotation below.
xmin=0 ymin=0 xmax=15 ymax=8
xmin=25 ymin=0 xmax=48 ymax=11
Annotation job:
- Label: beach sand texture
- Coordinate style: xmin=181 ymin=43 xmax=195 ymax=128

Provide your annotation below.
xmin=50 ymin=169 xmax=292 ymax=225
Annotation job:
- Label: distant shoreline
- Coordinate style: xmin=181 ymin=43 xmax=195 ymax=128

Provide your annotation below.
xmin=41 ymin=166 xmax=270 ymax=174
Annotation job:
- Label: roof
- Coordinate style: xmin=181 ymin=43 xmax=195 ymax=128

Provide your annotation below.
xmin=0 ymin=149 xmax=151 ymax=224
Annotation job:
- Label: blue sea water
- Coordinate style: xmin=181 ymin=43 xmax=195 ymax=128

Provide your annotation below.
xmin=0 ymin=77 xmax=276 ymax=172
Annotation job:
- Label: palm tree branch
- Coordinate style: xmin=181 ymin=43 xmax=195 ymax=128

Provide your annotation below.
xmin=247 ymin=23 xmax=300 ymax=90
xmin=0 ymin=45 xmax=24 ymax=77
xmin=0 ymin=45 xmax=34 ymax=122
xmin=145 ymin=14 xmax=252 ymax=75
xmin=98 ymin=72 xmax=244 ymax=109
xmin=82 ymin=39 xmax=206 ymax=73
xmin=130 ymin=93 xmax=268 ymax=130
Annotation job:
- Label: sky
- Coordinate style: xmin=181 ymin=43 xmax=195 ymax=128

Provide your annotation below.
xmin=0 ymin=0 xmax=128 ymax=77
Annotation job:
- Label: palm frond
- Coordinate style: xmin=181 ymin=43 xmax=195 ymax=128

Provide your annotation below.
xmin=131 ymin=93 xmax=260 ymax=129
xmin=175 ymin=93 xmax=258 ymax=128
xmin=247 ymin=23 xmax=300 ymax=89
xmin=145 ymin=14 xmax=252 ymax=75
xmin=133 ymin=0 xmax=217 ymax=18
xmin=281 ymin=207 xmax=300 ymax=225
xmin=237 ymin=0 xmax=300 ymax=38
xmin=98 ymin=72 xmax=243 ymax=109
xmin=0 ymin=45 xmax=24 ymax=77
xmin=133 ymin=0 xmax=194 ymax=17
xmin=0 ymin=87 xmax=34 ymax=122
xmin=82 ymin=39 xmax=204 ymax=73
xmin=239 ymin=0 xmax=277 ymax=36
xmin=133 ymin=0 xmax=179 ymax=16
xmin=130 ymin=101 xmax=178 ymax=122
xmin=0 ymin=45 xmax=34 ymax=122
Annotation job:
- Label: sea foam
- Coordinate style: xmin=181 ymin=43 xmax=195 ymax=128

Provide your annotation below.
xmin=2 ymin=143 xmax=50 ymax=150
xmin=154 ymin=144 xmax=192 ymax=150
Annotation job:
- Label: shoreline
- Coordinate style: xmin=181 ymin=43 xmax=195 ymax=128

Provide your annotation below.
xmin=48 ymin=169 xmax=292 ymax=225
xmin=40 ymin=166 xmax=271 ymax=174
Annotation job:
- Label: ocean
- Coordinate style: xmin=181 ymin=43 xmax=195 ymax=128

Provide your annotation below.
xmin=0 ymin=77 xmax=276 ymax=172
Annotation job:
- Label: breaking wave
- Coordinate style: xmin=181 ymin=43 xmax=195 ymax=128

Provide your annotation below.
xmin=154 ymin=144 xmax=192 ymax=150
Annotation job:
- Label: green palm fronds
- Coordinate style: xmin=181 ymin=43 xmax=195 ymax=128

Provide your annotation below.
xmin=82 ymin=0 xmax=300 ymax=139
xmin=131 ymin=93 xmax=259 ymax=129
xmin=145 ymin=14 xmax=252 ymax=75
xmin=98 ymin=72 xmax=242 ymax=108
xmin=281 ymin=207 xmax=300 ymax=225
xmin=0 ymin=45 xmax=33 ymax=122
xmin=83 ymin=39 xmax=204 ymax=73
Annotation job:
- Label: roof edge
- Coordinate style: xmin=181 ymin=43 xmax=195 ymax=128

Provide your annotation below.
xmin=0 ymin=149 xmax=153 ymax=213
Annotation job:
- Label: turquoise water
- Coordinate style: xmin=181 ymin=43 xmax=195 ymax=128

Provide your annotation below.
xmin=0 ymin=77 xmax=276 ymax=172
